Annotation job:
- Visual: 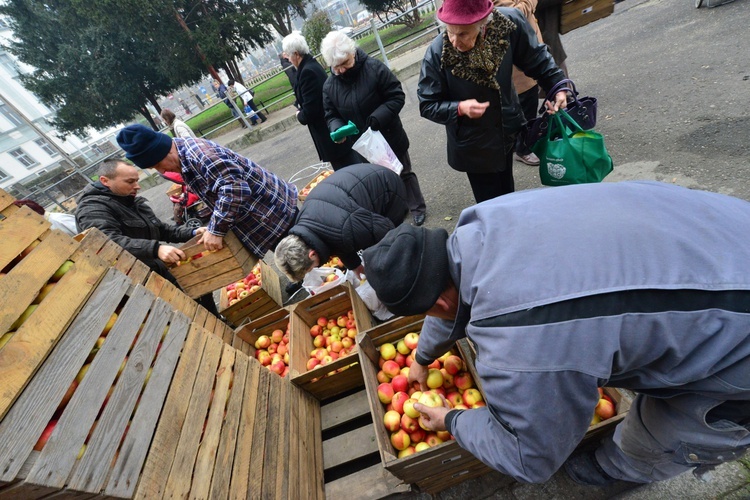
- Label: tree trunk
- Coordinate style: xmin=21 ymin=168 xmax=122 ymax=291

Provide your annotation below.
xmin=229 ymin=58 xmax=243 ymax=85
xmin=139 ymin=106 xmax=157 ymax=130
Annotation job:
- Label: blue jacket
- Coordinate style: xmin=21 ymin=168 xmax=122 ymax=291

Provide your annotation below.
xmin=415 ymin=181 xmax=750 ymax=482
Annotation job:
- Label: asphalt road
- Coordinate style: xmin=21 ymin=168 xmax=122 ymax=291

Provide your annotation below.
xmin=234 ymin=0 xmax=749 ymax=238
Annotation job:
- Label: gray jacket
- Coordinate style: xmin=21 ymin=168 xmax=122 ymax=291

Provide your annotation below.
xmin=414 ymin=181 xmax=750 ymax=482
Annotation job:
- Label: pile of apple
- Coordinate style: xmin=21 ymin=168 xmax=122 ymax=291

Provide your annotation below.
xmin=305 ymin=311 xmax=358 ymax=374
xmin=591 ymin=388 xmax=616 ymax=425
xmin=299 ymin=170 xmax=333 ymax=199
xmin=0 ymin=259 xmax=74 ymax=350
xmin=33 ymin=307 xmax=160 ymax=462
xmin=254 ymin=323 xmax=290 ymax=377
xmin=322 ymin=256 xmax=344 ymax=269
xmin=375 ymin=333 xmax=485 ymax=458
xmin=224 ymin=262 xmax=263 ymax=307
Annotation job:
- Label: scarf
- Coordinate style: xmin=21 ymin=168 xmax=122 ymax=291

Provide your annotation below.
xmin=441 ymin=13 xmax=516 ymax=91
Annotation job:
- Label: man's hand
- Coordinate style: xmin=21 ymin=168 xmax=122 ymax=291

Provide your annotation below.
xmin=408 ymin=361 xmax=430 ymax=391
xmin=157 ymin=245 xmax=186 ymax=265
xmin=199 ymin=231 xmax=224 ymax=251
xmin=194 ymin=227 xmax=207 ymax=237
xmin=413 ymin=396 xmax=451 ymax=432
xmin=458 ymin=99 xmax=490 ymax=119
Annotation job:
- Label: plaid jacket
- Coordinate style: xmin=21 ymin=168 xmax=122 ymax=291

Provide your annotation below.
xmin=175 ymin=138 xmax=298 ymax=257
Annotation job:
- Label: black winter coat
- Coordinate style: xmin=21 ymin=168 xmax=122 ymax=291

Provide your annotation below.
xmin=418 ymin=8 xmax=565 ymax=173
xmin=323 ymin=49 xmax=409 ymax=158
xmin=75 ymin=182 xmax=194 ymax=280
xmin=289 ymin=163 xmax=408 ymax=269
xmin=295 ymin=54 xmax=351 ymax=163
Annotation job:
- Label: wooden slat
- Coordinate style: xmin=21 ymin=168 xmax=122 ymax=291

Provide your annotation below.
xmin=321 ymin=390 xmax=371 ymax=432
xmin=127 ymin=260 xmax=151 ymax=285
xmin=0 ymin=230 xmax=77 ymax=334
xmin=0 ymin=269 xmax=129 ymax=482
xmin=323 ymin=424 xmax=379 ymax=470
xmin=68 ymin=298 xmax=173 ymax=493
xmin=310 ymin=389 xmax=325 ymax=499
xmin=0 ymin=250 xmax=107 ymax=420
xmin=0 ymin=188 xmax=15 ymax=214
xmin=246 ymin=366 xmax=271 ymax=499
xmin=193 ymin=305 xmax=209 ymax=327
xmin=162 ymin=333 xmax=223 ymax=499
xmin=204 ymin=313 xmax=217 ymax=333
xmin=288 ymin=385 xmax=301 ymax=500
xmin=23 ymin=285 xmax=155 ymax=494
xmin=143 ymin=273 xmax=166 ymax=298
xmin=325 ymin=463 xmax=409 ymax=500
xmin=209 ymin=352 xmax=248 ymax=500
xmin=75 ymin=227 xmax=109 ymax=255
xmin=112 ymin=250 xmax=137 ymax=277
xmin=259 ymin=260 xmax=283 ymax=307
xmin=96 ymin=239 xmax=124 ymax=264
xmin=133 ymin=324 xmax=208 ymax=500
xmin=274 ymin=379 xmax=290 ymax=500
xmin=228 ymin=360 xmax=261 ymax=500
xmin=190 ymin=343 xmax=235 ymax=499
xmin=260 ymin=366 xmax=282 ymax=499
xmin=0 ymin=207 xmax=50 ymax=270
xmin=106 ymin=312 xmax=191 ymax=498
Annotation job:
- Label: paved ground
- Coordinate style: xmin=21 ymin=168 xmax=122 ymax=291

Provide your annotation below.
xmin=140 ymin=0 xmax=750 ymax=495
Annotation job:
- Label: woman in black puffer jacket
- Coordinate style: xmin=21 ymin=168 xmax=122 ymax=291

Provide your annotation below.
xmin=274 ymin=163 xmax=407 ymax=282
xmin=320 ymin=30 xmax=427 ymax=227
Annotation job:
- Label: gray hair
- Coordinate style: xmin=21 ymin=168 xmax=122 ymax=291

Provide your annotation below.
xmin=320 ymin=30 xmax=356 ymax=68
xmin=98 ymin=158 xmax=127 ymax=179
xmin=274 ymin=234 xmax=315 ymax=282
xmin=282 ymin=32 xmax=310 ymax=57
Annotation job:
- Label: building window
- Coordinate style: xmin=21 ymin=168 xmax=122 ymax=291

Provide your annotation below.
xmin=0 ymin=167 xmax=9 ymax=181
xmin=0 ymin=100 xmax=23 ymax=127
xmin=90 ymin=143 xmax=104 ymax=155
xmin=34 ymin=138 xmax=58 ymax=157
xmin=10 ymin=148 xmax=38 ymax=168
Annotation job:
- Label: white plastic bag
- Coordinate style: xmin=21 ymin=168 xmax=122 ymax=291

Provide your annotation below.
xmin=302 ymin=267 xmax=346 ymax=296
xmin=355 ymin=280 xmax=395 ymax=321
xmin=352 ymin=128 xmax=403 ymax=175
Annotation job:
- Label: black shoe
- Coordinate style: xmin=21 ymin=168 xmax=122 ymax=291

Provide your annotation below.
xmin=413 ymin=213 xmax=426 ymax=226
xmin=563 ymin=450 xmax=618 ymax=486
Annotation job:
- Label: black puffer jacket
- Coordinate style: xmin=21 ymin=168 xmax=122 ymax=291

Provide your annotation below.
xmin=295 ymin=54 xmax=352 ymax=163
xmin=75 ymin=182 xmax=194 ymax=278
xmin=289 ymin=163 xmax=408 ymax=269
xmin=323 ymin=49 xmax=409 ymax=157
xmin=418 ymin=8 xmax=565 ymax=173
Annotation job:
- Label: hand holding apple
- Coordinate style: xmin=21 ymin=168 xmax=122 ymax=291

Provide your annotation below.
xmin=407 ymin=360 xmax=429 ymax=392
xmin=412 ymin=400 xmax=450 ymax=432
xmin=199 ymin=231 xmax=224 ymax=251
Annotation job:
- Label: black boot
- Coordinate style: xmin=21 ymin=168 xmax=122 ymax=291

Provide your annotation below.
xmin=564 ymin=450 xmax=618 ymax=486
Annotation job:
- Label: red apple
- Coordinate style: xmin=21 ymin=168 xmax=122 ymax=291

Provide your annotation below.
xmin=271 ymin=329 xmax=284 ymax=344
xmin=379 ymin=343 xmax=397 ymax=361
xmin=310 ymin=324 xmax=322 ymax=337
xmin=384 ymin=410 xmax=401 ymax=432
xmin=403 ymin=332 xmax=419 ymax=351
xmin=462 ymin=388 xmax=483 ymax=406
xmin=443 ymin=355 xmax=463 ymax=375
xmin=391 ymin=375 xmax=409 ymax=394
xmin=396 ymin=340 xmax=411 ymax=355
xmin=453 ymin=371 xmax=474 ymax=391
xmin=377 ymin=383 xmax=395 ymax=404
xmin=446 ymin=391 xmax=463 ymax=407
xmin=33 ymin=420 xmax=58 ymax=451
xmin=595 ymin=398 xmax=616 ymax=420
xmin=398 ymin=446 xmax=416 ymax=458
xmin=400 ymin=413 xmax=419 ymax=433
xmin=382 ymin=360 xmax=400 ymax=379
xmin=390 ymin=429 xmax=411 ymax=451
xmin=317 ymin=317 xmax=328 ymax=328
xmin=391 ymin=391 xmax=410 ymax=414
xmin=255 ymin=335 xmax=271 ymax=349
xmin=409 ymin=428 xmax=426 ymax=444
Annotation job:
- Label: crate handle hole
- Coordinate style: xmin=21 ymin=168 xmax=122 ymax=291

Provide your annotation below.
xmin=451 ymin=470 xmax=470 ymax=479
xmin=441 ymin=455 xmax=462 ymax=464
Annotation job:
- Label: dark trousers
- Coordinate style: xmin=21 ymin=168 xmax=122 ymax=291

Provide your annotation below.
xmin=465 ymin=144 xmax=515 ymax=203
xmin=516 ymin=85 xmax=540 ymax=156
xmin=397 ymin=151 xmax=426 ymax=217
xmin=246 ymin=99 xmax=267 ymax=124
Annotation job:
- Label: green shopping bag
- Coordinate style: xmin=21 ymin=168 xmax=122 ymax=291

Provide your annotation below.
xmin=531 ymin=109 xmax=613 ymax=186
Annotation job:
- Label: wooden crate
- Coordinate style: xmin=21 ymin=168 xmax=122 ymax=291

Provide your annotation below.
xmin=165 ymin=182 xmax=183 ymax=198
xmin=298 ymin=169 xmax=334 ymax=202
xmin=289 ymin=283 xmax=376 ymax=401
xmin=561 ymin=0 xmax=615 ymax=34
xmin=0 ymin=269 xmax=192 ymax=498
xmin=322 ymin=389 xmax=411 ymax=500
xmin=135 ymin=329 xmax=323 ymax=500
xmin=218 ymin=259 xmax=283 ymax=327
xmin=0 ymin=206 xmax=109 ymax=421
xmin=358 ymin=333 xmax=492 ymax=492
xmin=74 ymin=227 xmax=152 ymax=285
xmin=234 ymin=306 xmax=294 ymax=347
xmin=168 ymin=230 xmax=258 ymax=299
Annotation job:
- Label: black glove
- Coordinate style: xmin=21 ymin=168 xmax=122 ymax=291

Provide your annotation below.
xmin=367 ymin=116 xmax=380 ymax=132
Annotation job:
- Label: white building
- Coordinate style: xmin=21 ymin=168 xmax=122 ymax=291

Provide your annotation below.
xmin=0 ymin=16 xmax=120 ymax=192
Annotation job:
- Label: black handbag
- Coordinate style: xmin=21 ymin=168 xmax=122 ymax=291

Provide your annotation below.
xmin=521 ymin=79 xmax=598 ymax=150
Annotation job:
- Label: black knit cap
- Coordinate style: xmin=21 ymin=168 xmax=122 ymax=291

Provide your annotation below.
xmin=116 ymin=124 xmax=173 ymax=169
xmin=363 ymin=224 xmax=450 ymax=317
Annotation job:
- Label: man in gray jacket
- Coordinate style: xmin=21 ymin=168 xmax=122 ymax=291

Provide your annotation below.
xmin=362 ymin=181 xmax=750 ymax=488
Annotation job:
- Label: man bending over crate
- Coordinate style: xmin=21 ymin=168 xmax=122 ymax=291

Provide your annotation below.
xmin=274 ymin=163 xmax=408 ymax=283
xmin=116 ymin=124 xmax=298 ymax=260
xmin=75 ymin=159 xmax=219 ymax=315
xmin=361 ymin=181 xmax=750 ymax=493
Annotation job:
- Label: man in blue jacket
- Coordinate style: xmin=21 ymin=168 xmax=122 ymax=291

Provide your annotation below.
xmin=363 ymin=181 xmax=750 ymax=488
